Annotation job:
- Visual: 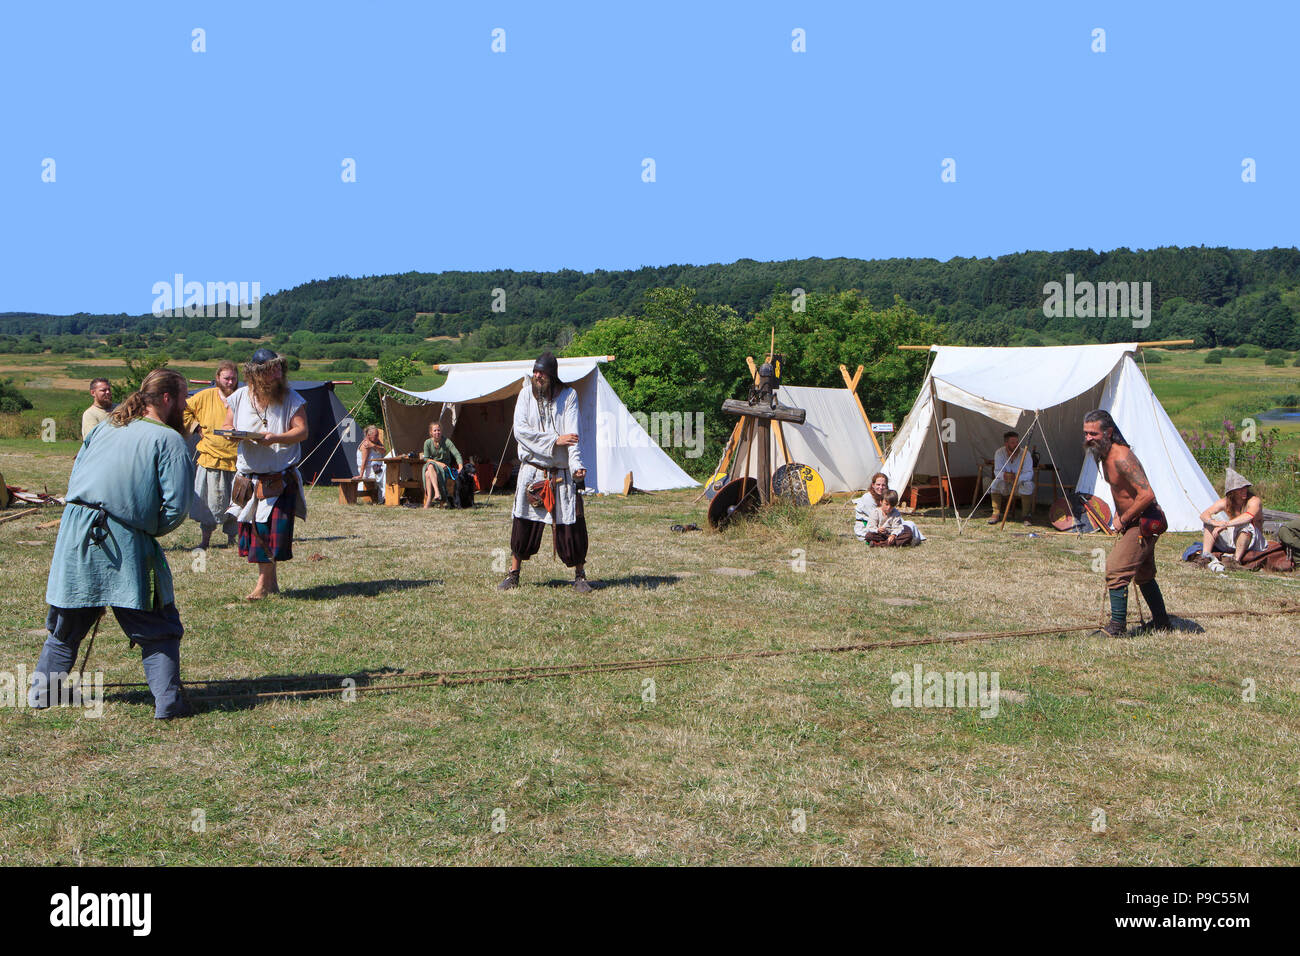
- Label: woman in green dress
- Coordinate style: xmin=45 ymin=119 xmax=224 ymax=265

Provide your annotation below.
xmin=422 ymin=422 xmax=463 ymax=508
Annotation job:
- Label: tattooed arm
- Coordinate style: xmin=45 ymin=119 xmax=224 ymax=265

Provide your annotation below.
xmin=1114 ymin=451 xmax=1155 ymax=528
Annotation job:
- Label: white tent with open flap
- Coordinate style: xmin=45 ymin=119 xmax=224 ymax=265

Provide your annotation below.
xmin=376 ymin=356 xmax=699 ymax=495
xmin=880 ymin=344 xmax=1216 ymax=531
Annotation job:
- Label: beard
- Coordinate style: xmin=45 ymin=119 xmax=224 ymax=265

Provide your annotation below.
xmin=1084 ymin=434 xmax=1112 ymax=462
xmin=251 ymin=375 xmax=288 ymax=408
xmin=531 ymin=376 xmax=556 ymax=402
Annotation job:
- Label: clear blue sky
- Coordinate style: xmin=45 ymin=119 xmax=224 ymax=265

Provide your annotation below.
xmin=1 ymin=1 xmax=1294 ymax=315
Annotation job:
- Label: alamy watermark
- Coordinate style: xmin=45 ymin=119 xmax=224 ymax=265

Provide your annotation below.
xmin=152 ymin=273 xmax=261 ymax=328
xmin=1043 ymin=274 xmax=1152 ymax=329
xmin=890 ymin=664 xmax=1000 ymax=718
xmin=2 ymin=667 xmax=105 ymax=718
xmin=598 ymin=409 xmax=704 ymax=458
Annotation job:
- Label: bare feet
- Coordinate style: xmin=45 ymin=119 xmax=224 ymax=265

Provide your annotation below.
xmin=246 ymin=588 xmax=270 ymax=601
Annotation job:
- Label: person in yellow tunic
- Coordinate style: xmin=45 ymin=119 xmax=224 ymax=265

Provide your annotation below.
xmin=183 ymin=360 xmax=240 ymax=549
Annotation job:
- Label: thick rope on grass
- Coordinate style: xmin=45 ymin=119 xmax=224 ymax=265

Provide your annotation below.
xmin=91 ymin=602 xmax=1300 ymax=704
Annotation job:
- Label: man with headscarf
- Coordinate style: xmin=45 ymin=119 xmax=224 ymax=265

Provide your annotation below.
xmin=498 ymin=351 xmax=593 ymax=593
xmin=30 ymin=368 xmax=194 ymax=719
xmin=1199 ymin=468 xmax=1265 ymax=565
xmin=184 ymin=359 xmax=240 ymax=549
xmin=222 ymin=349 xmax=309 ymax=600
xmin=1083 ymin=409 xmax=1171 ymax=636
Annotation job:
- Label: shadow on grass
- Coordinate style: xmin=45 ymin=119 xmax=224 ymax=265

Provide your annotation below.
xmin=282 ymin=578 xmax=442 ymax=600
xmin=536 ymin=574 xmax=680 ymax=590
xmin=103 ymin=667 xmax=422 ymax=714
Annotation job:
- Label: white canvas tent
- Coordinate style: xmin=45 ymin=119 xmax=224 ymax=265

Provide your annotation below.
xmin=881 ymin=344 xmax=1216 ymax=532
xmin=377 ymin=356 xmax=698 ymax=495
xmin=729 ymin=384 xmax=887 ymax=495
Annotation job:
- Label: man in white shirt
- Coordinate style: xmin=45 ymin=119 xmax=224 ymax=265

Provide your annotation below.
xmin=222 ymin=350 xmax=309 ymax=600
xmin=987 ymin=430 xmax=1035 ymax=525
xmin=498 ymin=352 xmax=592 ymax=593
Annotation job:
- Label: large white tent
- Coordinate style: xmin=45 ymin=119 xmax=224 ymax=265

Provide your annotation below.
xmin=377 ymin=356 xmax=698 ymax=495
xmin=881 ymin=344 xmax=1216 ymax=531
xmin=728 ymin=384 xmax=886 ymax=495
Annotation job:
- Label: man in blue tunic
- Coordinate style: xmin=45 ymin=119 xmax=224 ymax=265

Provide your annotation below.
xmin=29 ymin=368 xmax=196 ymax=719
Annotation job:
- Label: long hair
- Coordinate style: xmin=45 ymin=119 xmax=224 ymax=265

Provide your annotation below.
xmin=869 ymin=471 xmax=889 ymax=504
xmin=109 ymin=369 xmax=188 ymax=428
xmin=1084 ymin=409 xmax=1129 ymax=447
xmin=244 ymin=355 xmax=288 ymax=407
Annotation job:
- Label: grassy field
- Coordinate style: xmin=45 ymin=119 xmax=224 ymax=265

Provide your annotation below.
xmin=2 ymin=348 xmax=1300 ymax=865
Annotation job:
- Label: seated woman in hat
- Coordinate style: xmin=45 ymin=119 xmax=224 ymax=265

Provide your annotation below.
xmin=1199 ymin=468 xmax=1264 ymax=565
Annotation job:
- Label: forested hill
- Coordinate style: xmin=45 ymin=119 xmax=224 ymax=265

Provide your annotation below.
xmin=5 ymin=246 xmax=1300 ymax=354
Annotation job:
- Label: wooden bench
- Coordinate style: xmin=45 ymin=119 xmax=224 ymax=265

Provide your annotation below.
xmin=332 ymin=477 xmax=380 ymax=505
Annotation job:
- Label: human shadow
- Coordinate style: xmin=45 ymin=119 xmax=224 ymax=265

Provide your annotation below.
xmin=151 ymin=666 xmax=418 ymax=713
xmin=536 ymin=574 xmax=680 ymax=591
xmin=282 ymin=578 xmax=442 ymax=600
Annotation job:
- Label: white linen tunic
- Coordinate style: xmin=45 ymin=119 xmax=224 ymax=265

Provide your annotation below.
xmin=989 ymin=444 xmax=1035 ymax=496
xmin=512 ymin=383 xmax=583 ymax=526
xmin=224 ymin=386 xmax=309 ymax=524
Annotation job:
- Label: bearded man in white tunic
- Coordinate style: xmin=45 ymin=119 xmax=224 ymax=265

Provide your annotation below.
xmin=498 ymin=351 xmax=592 ymax=593
xmin=987 ymin=430 xmax=1036 ymax=525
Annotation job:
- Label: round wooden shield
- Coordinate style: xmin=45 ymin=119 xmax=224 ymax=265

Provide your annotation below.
xmin=1049 ymin=493 xmax=1113 ymax=532
xmin=707 ymin=477 xmax=760 ymax=529
xmin=772 ymin=463 xmax=825 ymax=506
xmin=1081 ymin=495 xmax=1112 ymax=533
xmin=703 ymin=470 xmax=729 ymax=501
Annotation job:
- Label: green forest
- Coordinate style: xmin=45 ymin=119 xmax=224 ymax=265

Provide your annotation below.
xmin=4 ymin=247 xmax=1300 ymax=366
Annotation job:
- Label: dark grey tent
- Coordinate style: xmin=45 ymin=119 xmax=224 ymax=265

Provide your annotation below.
xmin=187 ymin=380 xmax=359 ymax=484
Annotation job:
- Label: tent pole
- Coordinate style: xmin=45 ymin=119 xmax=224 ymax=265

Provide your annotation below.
xmin=998 ymin=417 xmax=1034 ymax=531
xmin=842 ymin=363 xmax=886 ymax=463
xmin=927 ymin=378 xmax=950 ymax=522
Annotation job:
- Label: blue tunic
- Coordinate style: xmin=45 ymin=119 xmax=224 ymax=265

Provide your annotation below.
xmin=46 ymin=417 xmax=195 ymax=611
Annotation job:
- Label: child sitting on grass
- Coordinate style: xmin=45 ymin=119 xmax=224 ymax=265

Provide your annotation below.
xmin=862 ymin=489 xmax=914 ymax=547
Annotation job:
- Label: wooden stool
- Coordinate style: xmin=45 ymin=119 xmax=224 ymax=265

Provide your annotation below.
xmin=332 ymin=477 xmax=380 ymax=505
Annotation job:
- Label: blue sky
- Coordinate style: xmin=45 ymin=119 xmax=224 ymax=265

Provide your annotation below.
xmin=1 ymin=1 xmax=1295 ymax=314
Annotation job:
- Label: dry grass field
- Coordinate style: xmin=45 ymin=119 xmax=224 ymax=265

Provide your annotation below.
xmin=2 ymin=439 xmax=1298 ymax=865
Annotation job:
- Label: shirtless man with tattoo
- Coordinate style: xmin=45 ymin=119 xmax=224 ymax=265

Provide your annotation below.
xmin=1083 ymin=409 xmax=1171 ymax=636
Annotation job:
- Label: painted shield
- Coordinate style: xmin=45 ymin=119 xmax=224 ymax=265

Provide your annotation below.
xmin=772 ymin=463 xmax=825 ymax=506
xmin=707 ymin=477 xmax=761 ymax=529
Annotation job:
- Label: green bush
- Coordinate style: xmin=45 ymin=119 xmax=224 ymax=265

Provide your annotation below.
xmin=325 ymin=358 xmax=370 ymax=373
xmin=1205 ymin=354 xmax=1223 ymax=364
xmin=0 ymin=378 xmax=34 ymax=413
xmin=1140 ymin=350 xmax=1163 ymax=363
xmin=1265 ymin=355 xmax=1285 ymax=366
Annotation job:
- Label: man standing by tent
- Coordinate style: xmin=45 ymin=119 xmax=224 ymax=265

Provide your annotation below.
xmin=223 ymin=349 xmax=309 ymax=601
xmin=30 ymin=369 xmax=194 ymax=718
xmin=1084 ymin=409 xmax=1171 ymax=636
xmin=185 ymin=360 xmax=240 ymax=549
xmin=498 ymin=351 xmax=592 ymax=593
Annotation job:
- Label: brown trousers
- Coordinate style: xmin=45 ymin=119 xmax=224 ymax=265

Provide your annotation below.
xmin=1106 ymin=525 xmax=1157 ymax=589
xmin=863 ymin=528 xmax=914 ymax=547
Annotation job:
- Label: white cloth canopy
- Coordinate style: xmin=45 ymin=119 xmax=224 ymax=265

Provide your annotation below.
xmin=379 ymin=357 xmax=698 ymax=495
xmin=881 ymin=345 xmax=1216 ymax=532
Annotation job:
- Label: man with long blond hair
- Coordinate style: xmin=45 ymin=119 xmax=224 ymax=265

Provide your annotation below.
xmin=222 ymin=349 xmax=308 ymax=600
xmin=30 ymin=368 xmax=195 ymax=718
xmin=184 ymin=359 xmax=240 ymax=549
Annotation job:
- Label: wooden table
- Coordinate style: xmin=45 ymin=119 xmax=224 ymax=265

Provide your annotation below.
xmin=382 ymin=456 xmax=425 ymax=506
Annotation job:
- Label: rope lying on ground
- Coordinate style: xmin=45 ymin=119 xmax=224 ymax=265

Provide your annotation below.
xmin=86 ymin=602 xmax=1300 ymax=704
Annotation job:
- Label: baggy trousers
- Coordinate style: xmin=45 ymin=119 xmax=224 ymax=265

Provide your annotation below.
xmin=29 ymin=604 xmax=187 ymax=718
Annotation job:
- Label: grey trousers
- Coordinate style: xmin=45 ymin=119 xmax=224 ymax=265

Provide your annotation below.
xmin=29 ymin=604 xmax=188 ymax=719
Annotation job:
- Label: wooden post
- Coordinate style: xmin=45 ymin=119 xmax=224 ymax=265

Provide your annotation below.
xmin=756 ymin=420 xmax=771 ymax=504
xmin=841 ymin=363 xmax=887 ymax=462
xmin=928 ymin=379 xmax=948 ymax=521
xmin=998 ymin=442 xmax=1030 ymax=530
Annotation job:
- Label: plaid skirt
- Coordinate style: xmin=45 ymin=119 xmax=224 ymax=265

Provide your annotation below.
xmin=237 ymin=482 xmax=296 ymax=564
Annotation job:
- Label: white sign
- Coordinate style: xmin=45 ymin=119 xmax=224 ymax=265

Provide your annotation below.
xmin=872 ymin=422 xmax=894 ymax=433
